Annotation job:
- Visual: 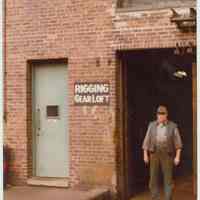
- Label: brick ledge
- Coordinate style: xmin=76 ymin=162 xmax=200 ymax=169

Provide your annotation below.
xmin=27 ymin=177 xmax=69 ymax=188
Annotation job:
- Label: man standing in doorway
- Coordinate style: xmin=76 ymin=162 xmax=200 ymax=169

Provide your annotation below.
xmin=142 ymin=105 xmax=183 ymax=200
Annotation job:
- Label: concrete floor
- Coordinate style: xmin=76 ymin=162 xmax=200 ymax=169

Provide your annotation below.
xmin=4 ymin=185 xmax=109 ymax=200
xmin=130 ymin=175 xmax=196 ymax=200
xmin=4 ymin=176 xmax=195 ymax=200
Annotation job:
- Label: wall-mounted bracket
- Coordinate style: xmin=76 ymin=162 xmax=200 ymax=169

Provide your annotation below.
xmin=170 ymin=8 xmax=196 ymax=32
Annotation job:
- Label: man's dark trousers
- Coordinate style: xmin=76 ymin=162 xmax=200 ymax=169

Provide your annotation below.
xmin=149 ymin=147 xmax=174 ymax=200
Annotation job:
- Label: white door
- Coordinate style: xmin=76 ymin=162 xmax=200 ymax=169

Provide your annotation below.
xmin=33 ymin=63 xmax=69 ymax=177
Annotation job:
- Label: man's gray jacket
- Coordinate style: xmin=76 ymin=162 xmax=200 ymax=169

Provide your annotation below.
xmin=142 ymin=120 xmax=183 ymax=154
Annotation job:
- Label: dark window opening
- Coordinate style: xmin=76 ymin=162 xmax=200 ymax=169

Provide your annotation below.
xmin=117 ymin=0 xmax=196 ymax=10
xmin=46 ymin=105 xmax=59 ymax=118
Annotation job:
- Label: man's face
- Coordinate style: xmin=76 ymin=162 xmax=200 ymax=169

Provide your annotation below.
xmin=157 ymin=113 xmax=168 ymax=123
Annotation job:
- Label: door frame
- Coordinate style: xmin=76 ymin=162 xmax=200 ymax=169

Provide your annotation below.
xmin=192 ymin=62 xmax=197 ymax=196
xmin=117 ymin=52 xmax=127 ymax=200
xmin=117 ymin=49 xmax=197 ymax=200
xmin=31 ymin=63 xmax=36 ymax=176
xmin=30 ymin=59 xmax=68 ymax=177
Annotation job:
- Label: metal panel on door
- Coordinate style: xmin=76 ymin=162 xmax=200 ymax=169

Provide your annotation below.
xmin=33 ymin=63 xmax=69 ymax=177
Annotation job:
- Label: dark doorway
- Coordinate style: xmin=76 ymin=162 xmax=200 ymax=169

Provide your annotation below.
xmin=119 ymin=48 xmax=196 ymax=200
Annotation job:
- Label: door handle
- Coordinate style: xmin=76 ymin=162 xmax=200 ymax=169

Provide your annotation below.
xmin=36 ymin=108 xmax=41 ymax=136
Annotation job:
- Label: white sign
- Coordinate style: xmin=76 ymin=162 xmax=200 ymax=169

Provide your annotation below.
xmin=74 ymin=82 xmax=110 ymax=105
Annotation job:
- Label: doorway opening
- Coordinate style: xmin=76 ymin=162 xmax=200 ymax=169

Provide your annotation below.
xmin=118 ymin=48 xmax=196 ymax=200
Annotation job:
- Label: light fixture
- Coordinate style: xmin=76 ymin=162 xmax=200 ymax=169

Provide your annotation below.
xmin=173 ymin=70 xmax=187 ymax=78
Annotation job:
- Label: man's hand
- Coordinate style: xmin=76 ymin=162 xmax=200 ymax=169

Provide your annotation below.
xmin=143 ymin=150 xmax=149 ymax=164
xmin=174 ymin=148 xmax=181 ymax=166
xmin=174 ymin=156 xmax=180 ymax=166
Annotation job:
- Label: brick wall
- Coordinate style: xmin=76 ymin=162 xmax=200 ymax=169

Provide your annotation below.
xmin=5 ymin=0 xmax=117 ymax=187
xmin=113 ymin=8 xmax=196 ymax=49
xmin=5 ymin=0 xmax=196 ymax=197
